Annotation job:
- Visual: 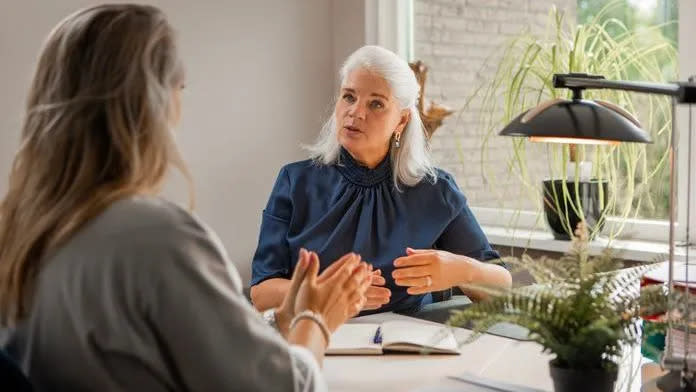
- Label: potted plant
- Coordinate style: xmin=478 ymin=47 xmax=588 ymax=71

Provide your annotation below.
xmin=470 ymin=2 xmax=676 ymax=239
xmin=447 ymin=223 xmax=669 ymax=392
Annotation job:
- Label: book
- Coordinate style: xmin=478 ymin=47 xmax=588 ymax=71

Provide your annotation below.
xmin=642 ymin=261 xmax=696 ymax=291
xmin=666 ymin=326 xmax=696 ymax=361
xmin=326 ymin=320 xmax=460 ymax=355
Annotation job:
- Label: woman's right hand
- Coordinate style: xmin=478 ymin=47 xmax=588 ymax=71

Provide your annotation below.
xmin=294 ymin=250 xmax=370 ymax=332
xmin=362 ymin=269 xmax=391 ymax=311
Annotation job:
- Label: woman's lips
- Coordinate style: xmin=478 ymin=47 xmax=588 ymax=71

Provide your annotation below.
xmin=343 ymin=125 xmax=362 ymax=134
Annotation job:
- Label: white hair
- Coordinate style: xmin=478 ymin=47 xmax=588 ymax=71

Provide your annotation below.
xmin=305 ymin=45 xmax=437 ymax=189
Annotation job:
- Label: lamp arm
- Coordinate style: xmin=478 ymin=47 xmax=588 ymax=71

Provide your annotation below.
xmin=553 ymin=73 xmax=696 ymax=103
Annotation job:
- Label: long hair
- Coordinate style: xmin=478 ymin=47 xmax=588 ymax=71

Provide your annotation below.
xmin=0 ymin=4 xmax=192 ymax=325
xmin=306 ymin=45 xmax=436 ymax=189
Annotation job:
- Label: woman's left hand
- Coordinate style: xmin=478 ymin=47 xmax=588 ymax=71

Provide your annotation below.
xmin=392 ymin=248 xmax=479 ymax=295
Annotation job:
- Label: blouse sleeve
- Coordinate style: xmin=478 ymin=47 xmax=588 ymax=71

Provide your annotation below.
xmin=144 ymin=214 xmax=326 ymax=392
xmin=435 ymin=172 xmax=501 ymax=262
xmin=250 ymin=167 xmax=293 ymax=286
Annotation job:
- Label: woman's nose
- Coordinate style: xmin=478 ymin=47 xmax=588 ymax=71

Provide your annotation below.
xmin=348 ymin=103 xmax=366 ymax=120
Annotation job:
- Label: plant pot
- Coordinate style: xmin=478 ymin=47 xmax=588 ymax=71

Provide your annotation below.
xmin=549 ymin=361 xmax=617 ymax=392
xmin=542 ymin=179 xmax=608 ymax=240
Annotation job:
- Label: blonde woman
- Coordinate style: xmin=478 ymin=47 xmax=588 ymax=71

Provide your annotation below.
xmin=0 ymin=5 xmax=368 ymax=391
xmin=251 ymin=46 xmax=512 ymax=315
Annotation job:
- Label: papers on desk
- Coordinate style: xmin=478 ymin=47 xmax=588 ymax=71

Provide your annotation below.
xmin=326 ymin=320 xmax=459 ymax=355
xmin=448 ymin=372 xmax=546 ymax=392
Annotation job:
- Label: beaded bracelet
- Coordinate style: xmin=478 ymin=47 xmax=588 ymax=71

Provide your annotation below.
xmin=289 ymin=310 xmax=331 ymax=346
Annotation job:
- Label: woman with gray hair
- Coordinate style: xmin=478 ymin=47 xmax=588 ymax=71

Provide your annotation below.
xmin=251 ymin=45 xmax=511 ymax=316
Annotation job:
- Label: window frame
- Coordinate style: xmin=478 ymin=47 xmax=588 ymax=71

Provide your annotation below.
xmin=394 ymin=0 xmax=696 ymax=247
xmin=677 ymin=0 xmax=696 ymax=246
xmin=364 ymin=0 xmax=413 ymax=61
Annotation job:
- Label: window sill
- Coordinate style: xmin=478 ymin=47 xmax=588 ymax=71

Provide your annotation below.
xmin=482 ymin=225 xmax=689 ymax=263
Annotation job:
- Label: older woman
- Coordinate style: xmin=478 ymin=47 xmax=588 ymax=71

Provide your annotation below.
xmin=250 ymin=45 xmax=511 ymax=315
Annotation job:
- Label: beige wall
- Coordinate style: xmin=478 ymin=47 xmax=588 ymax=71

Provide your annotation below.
xmin=332 ymin=0 xmax=366 ymax=89
xmin=0 ymin=1 xmax=366 ymax=282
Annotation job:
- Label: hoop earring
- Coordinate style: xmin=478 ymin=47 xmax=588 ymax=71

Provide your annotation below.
xmin=394 ymin=132 xmax=401 ymax=148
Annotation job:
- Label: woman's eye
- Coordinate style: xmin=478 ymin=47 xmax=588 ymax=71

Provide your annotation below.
xmin=342 ymin=94 xmax=356 ymax=103
xmin=370 ymin=100 xmax=384 ymax=110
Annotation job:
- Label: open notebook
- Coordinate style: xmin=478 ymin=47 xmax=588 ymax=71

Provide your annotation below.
xmin=327 ymin=320 xmax=460 ymax=355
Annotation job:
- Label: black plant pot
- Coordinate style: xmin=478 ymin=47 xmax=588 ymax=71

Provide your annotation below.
xmin=549 ymin=362 xmax=617 ymax=392
xmin=542 ymin=179 xmax=609 ymax=240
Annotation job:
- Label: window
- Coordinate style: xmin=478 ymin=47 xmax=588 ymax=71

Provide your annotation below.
xmin=412 ymin=0 xmax=686 ymax=244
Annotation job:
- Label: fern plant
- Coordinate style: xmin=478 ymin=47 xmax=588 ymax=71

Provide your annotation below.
xmin=447 ymin=223 xmax=669 ymax=371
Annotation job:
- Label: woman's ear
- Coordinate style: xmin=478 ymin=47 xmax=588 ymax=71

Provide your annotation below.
xmin=396 ymin=108 xmax=411 ymax=133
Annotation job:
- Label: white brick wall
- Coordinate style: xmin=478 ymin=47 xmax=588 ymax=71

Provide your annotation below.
xmin=415 ymin=0 xmax=577 ymax=209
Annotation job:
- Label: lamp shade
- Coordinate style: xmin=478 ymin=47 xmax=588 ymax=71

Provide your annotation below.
xmin=499 ymin=98 xmax=652 ymax=144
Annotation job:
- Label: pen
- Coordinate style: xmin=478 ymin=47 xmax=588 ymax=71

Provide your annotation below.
xmin=373 ymin=326 xmax=382 ymax=344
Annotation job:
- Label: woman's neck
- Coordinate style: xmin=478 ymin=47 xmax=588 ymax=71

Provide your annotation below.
xmin=344 ymin=146 xmax=389 ymax=169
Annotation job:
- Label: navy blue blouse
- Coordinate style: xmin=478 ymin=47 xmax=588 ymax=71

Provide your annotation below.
xmin=250 ymin=148 xmax=500 ymax=314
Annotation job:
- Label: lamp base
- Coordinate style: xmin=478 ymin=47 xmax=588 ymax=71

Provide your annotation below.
xmin=656 ymin=370 xmax=696 ymax=392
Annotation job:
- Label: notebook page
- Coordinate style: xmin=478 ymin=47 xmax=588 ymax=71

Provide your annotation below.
xmin=380 ymin=320 xmax=459 ymax=354
xmin=326 ymin=323 xmax=383 ymax=355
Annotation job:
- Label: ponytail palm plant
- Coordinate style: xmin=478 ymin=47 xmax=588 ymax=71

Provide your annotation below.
xmin=472 ymin=2 xmax=677 ymax=239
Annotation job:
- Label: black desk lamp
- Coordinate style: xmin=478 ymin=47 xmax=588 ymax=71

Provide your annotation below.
xmin=499 ymin=73 xmax=696 ymax=391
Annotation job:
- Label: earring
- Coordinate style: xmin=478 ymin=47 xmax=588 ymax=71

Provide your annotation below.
xmin=394 ymin=132 xmax=401 ymax=149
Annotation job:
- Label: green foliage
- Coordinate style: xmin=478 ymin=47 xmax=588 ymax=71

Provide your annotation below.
xmin=577 ymin=0 xmax=678 ymax=221
xmin=578 ymin=0 xmax=677 ymax=47
xmin=447 ymin=224 xmax=669 ymax=371
xmin=471 ymin=1 xmax=677 ymax=236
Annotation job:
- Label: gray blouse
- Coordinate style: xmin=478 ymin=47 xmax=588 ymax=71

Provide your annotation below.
xmin=1 ymin=197 xmax=326 ymax=391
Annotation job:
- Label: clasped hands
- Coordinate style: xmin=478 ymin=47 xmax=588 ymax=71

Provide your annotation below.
xmin=276 ymin=249 xmax=371 ymax=336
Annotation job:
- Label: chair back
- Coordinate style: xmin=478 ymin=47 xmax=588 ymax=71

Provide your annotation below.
xmin=0 ymin=350 xmax=33 ymax=392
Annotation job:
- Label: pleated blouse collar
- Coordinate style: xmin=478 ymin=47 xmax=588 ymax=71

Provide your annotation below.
xmin=336 ymin=147 xmax=392 ymax=187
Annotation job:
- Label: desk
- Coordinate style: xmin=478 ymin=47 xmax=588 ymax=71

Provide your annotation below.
xmin=324 ymin=313 xmax=645 ymax=392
